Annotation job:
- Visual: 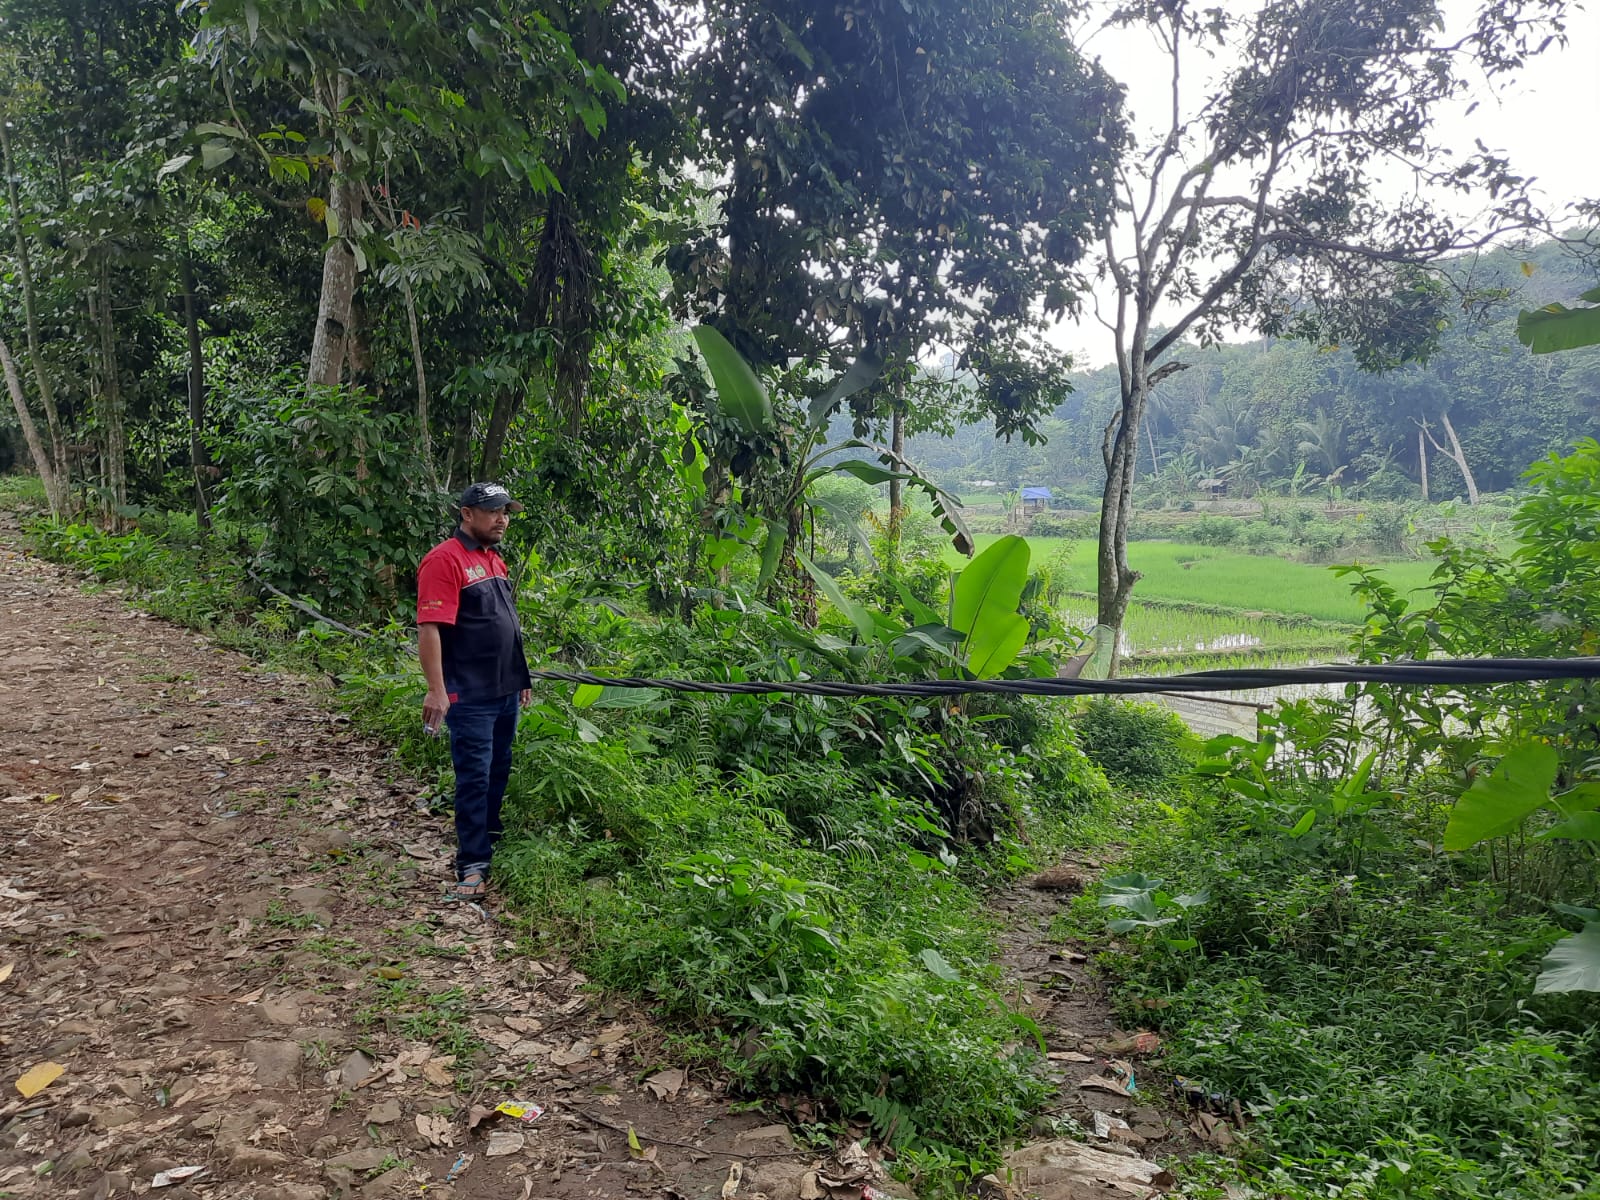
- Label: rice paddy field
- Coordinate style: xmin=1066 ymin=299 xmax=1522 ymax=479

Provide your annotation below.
xmin=943 ymin=535 xmax=1443 ymax=671
xmin=948 ymin=535 xmax=1439 ymax=622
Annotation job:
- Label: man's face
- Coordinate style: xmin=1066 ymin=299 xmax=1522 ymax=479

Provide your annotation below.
xmin=460 ymin=504 xmax=511 ymax=545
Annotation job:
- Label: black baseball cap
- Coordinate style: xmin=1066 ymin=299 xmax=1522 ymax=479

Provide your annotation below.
xmin=457 ymin=482 xmax=524 ymax=512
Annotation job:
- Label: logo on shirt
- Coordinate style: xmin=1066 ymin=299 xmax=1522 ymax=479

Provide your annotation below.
xmin=465 ymin=565 xmax=489 ymax=582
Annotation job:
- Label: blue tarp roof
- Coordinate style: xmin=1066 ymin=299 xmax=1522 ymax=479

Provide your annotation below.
xmin=1020 ymin=486 xmax=1053 ymax=501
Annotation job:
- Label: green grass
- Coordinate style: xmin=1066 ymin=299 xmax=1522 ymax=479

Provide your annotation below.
xmin=948 ymin=535 xmax=1439 ymax=623
xmin=1065 ymin=777 xmax=1600 ymax=1200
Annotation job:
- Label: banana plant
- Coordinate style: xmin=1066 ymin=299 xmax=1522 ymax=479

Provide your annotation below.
xmin=784 ymin=534 xmax=1052 ymax=680
xmin=691 ymin=326 xmax=972 ymax=592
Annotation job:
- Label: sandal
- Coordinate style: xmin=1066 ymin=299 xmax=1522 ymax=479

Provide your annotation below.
xmin=450 ymin=871 xmax=488 ymax=901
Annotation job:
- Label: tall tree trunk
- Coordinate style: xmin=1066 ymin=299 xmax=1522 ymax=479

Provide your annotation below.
xmin=306 ymin=73 xmax=359 ymax=390
xmin=401 ymin=277 xmax=439 ymax=492
xmin=1437 ymin=411 xmax=1478 ymax=505
xmin=180 ymin=239 xmax=212 ymax=530
xmin=0 ymin=334 xmax=60 ymax=517
xmin=1 ymin=119 xmax=68 ymax=496
xmin=1097 ymin=369 xmax=1147 ymax=675
xmin=1423 ymin=412 xmax=1478 ymax=505
xmin=92 ymin=260 xmax=128 ymax=530
xmin=479 ymin=388 xmax=520 ymax=480
xmin=887 ymin=403 xmax=905 ymax=566
xmin=1417 ymin=427 xmax=1429 ymax=502
xmin=447 ymin=407 xmax=472 ymax=490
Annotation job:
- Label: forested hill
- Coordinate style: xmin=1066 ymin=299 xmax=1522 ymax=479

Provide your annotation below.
xmin=911 ymin=238 xmax=1600 ymax=501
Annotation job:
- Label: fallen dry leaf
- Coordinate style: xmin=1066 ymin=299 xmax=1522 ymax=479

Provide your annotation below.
xmin=721 ymin=1162 xmax=744 ymax=1200
xmin=14 ymin=1061 xmax=64 ymax=1098
xmin=1046 ymin=1051 xmax=1094 ymax=1063
xmin=415 ymin=1113 xmax=454 ymax=1148
xmin=0 ymin=962 xmax=14 ymax=985
xmin=549 ymin=1043 xmax=592 ymax=1068
xmin=233 ymin=986 xmax=264 ymax=1004
xmin=1079 ymin=1074 xmax=1132 ymax=1098
xmin=643 ymin=1067 xmax=685 ymax=1101
xmin=485 ymin=1130 xmax=525 ymax=1157
xmin=421 ymin=1057 xmax=455 ymax=1087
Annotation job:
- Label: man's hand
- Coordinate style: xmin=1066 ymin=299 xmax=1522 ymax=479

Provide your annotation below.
xmin=520 ymin=688 xmax=532 ymax=708
xmin=423 ymin=689 xmax=451 ymax=735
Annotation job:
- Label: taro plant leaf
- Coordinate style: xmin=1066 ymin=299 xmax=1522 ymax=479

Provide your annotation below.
xmin=1100 ymin=872 xmax=1165 ymax=898
xmin=797 ymin=552 xmax=876 ymax=643
xmin=1552 ymin=903 xmax=1600 ymax=921
xmin=572 ymin=683 xmax=603 ymax=708
xmin=1443 ymin=742 xmax=1559 ymax=851
xmin=919 ymin=948 xmax=961 ymax=981
xmin=807 ymin=350 xmax=885 ymax=429
xmin=1517 ymin=286 xmax=1600 ymax=355
xmin=756 ymin=517 xmax=787 ymax=591
xmin=1107 ymin=915 xmax=1178 ymax=933
xmin=692 ymin=326 xmax=774 ymax=435
xmin=1540 ymin=810 xmax=1600 ymax=842
xmin=1533 ymin=921 xmax=1600 ymax=993
xmin=1171 ymin=890 xmax=1211 ymax=909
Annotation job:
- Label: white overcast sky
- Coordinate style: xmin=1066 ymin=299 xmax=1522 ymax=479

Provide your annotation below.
xmin=1048 ymin=0 xmax=1600 ymax=368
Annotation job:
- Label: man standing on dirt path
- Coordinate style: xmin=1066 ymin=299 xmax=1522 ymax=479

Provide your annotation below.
xmin=416 ymin=482 xmax=533 ymax=902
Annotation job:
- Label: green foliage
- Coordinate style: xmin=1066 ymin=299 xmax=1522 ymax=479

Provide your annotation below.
xmin=210 ymin=380 xmax=442 ymax=620
xmin=1074 ymin=700 xmax=1193 ymax=790
xmin=1517 ymin=285 xmax=1600 ymax=355
xmin=1072 ymin=777 xmax=1600 ymax=1200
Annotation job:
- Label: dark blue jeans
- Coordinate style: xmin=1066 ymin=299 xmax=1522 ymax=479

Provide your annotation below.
xmin=445 ymin=692 xmax=520 ymax=879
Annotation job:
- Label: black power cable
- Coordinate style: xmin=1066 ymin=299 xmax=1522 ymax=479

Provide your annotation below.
xmin=529 ymin=657 xmax=1600 ymax=700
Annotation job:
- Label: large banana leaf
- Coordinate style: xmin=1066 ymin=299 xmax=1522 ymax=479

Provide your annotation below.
xmin=756 ymin=516 xmax=787 ymax=590
xmin=693 ymin=325 xmax=775 ymax=434
xmin=797 ymin=552 xmax=876 ymax=642
xmin=950 ymin=535 xmax=1031 ymax=678
xmin=806 ymin=350 xmax=885 ymax=430
xmin=1517 ymin=286 xmax=1600 ymax=355
xmin=824 ymin=440 xmax=973 ymax=556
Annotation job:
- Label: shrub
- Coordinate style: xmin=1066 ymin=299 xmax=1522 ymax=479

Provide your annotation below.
xmin=1239 ymin=520 xmax=1283 ymax=553
xmin=1073 ymin=699 xmax=1192 ymax=789
xmin=1027 ymin=511 xmax=1096 ymax=538
xmin=1189 ymin=515 xmax=1241 ymax=545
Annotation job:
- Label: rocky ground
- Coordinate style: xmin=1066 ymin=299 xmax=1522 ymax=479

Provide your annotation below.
xmin=0 ymin=524 xmax=1191 ymax=1200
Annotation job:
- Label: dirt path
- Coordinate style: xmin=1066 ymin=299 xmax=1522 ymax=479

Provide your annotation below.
xmin=0 ymin=522 xmax=1191 ymax=1200
xmin=0 ymin=532 xmax=833 ymax=1200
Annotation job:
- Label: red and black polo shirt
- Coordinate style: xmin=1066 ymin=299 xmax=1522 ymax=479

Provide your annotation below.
xmin=416 ymin=529 xmax=532 ymax=703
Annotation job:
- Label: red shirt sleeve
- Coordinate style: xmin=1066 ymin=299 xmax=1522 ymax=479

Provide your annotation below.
xmin=416 ymin=547 xmax=462 ymax=625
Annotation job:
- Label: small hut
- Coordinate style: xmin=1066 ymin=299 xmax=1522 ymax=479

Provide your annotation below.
xmin=1197 ymin=477 xmax=1228 ymax=500
xmin=1020 ymin=486 xmax=1053 ymax=515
